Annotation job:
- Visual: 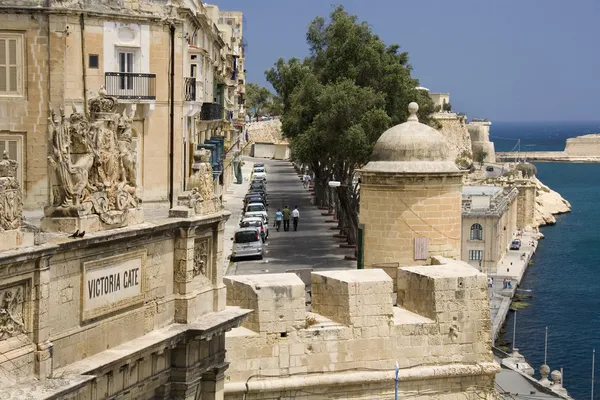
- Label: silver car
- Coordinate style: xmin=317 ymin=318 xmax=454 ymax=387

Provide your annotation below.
xmin=231 ymin=227 xmax=264 ymax=260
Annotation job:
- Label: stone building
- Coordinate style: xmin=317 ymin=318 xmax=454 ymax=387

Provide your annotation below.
xmin=221 ymin=104 xmax=499 ymax=399
xmin=0 ymin=0 xmax=244 ymax=211
xmin=461 ymin=185 xmax=518 ymax=273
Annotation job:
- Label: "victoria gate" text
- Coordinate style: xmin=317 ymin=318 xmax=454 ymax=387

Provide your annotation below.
xmin=87 ymin=267 xmax=140 ymax=299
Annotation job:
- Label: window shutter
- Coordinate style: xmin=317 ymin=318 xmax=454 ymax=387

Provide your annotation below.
xmin=8 ymin=38 xmax=16 ymax=92
xmin=8 ymin=140 xmax=17 ymax=161
xmin=0 ymin=140 xmax=5 ymax=155
xmin=0 ymin=38 xmax=6 ymax=93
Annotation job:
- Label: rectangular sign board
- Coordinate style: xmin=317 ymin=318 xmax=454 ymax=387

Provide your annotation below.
xmin=81 ymin=250 xmax=146 ymax=321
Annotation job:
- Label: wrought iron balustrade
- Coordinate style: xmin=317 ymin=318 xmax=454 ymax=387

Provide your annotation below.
xmin=184 ymin=77 xmax=196 ymax=101
xmin=105 ymin=72 xmax=156 ymax=100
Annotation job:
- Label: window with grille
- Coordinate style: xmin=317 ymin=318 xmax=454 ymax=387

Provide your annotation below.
xmin=470 ymin=223 xmax=483 ymax=240
xmin=0 ymin=135 xmax=23 ymax=187
xmin=0 ymin=34 xmax=23 ymax=96
xmin=468 ymin=250 xmax=483 ymax=261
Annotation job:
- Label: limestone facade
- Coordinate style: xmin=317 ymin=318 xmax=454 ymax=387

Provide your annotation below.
xmin=0 ymin=0 xmax=244 ymax=211
xmin=360 ymin=172 xmax=463 ymax=266
xmin=0 ymin=209 xmax=249 ymax=398
xmin=564 ymin=133 xmax=600 ymax=156
xmin=461 ymin=186 xmax=518 ymax=273
xmin=223 ymin=260 xmax=499 ymax=399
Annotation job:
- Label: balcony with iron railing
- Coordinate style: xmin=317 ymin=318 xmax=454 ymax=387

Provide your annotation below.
xmin=184 ymin=77 xmax=196 ymax=101
xmin=200 ymin=103 xmax=224 ymax=121
xmin=105 ymin=72 xmax=156 ymax=100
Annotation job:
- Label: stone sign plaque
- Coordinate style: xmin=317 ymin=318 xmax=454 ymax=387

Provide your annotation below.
xmin=81 ymin=250 xmax=146 ymax=321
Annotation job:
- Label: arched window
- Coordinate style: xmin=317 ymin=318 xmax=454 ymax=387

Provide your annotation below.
xmin=470 ymin=223 xmax=483 ymax=240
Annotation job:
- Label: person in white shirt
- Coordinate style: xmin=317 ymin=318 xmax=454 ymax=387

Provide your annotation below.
xmin=303 ymin=173 xmax=311 ymax=188
xmin=292 ymin=206 xmax=300 ymax=231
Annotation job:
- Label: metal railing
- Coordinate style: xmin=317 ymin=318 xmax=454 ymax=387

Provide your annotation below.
xmin=105 ymin=72 xmax=156 ymax=100
xmin=184 ymin=77 xmax=196 ymax=101
xmin=200 ymin=103 xmax=223 ymax=120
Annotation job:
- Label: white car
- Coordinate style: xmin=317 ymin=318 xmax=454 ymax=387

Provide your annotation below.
xmin=245 ymin=202 xmax=268 ymax=222
xmin=252 ymin=167 xmax=267 ymax=181
xmin=231 ymin=227 xmax=264 ymax=260
xmin=244 ymin=211 xmax=268 ymax=225
xmin=240 ymin=216 xmax=268 ymax=241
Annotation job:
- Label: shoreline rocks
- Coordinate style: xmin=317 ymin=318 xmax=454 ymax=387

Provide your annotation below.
xmin=534 ymin=176 xmax=571 ymax=226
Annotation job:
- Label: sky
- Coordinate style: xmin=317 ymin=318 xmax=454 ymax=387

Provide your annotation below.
xmin=213 ymin=0 xmax=600 ymax=122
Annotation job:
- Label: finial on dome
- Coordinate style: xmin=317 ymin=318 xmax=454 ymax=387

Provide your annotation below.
xmin=408 ymin=102 xmax=419 ymax=122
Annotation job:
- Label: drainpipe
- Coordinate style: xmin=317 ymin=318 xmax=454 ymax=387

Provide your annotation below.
xmin=79 ymin=14 xmax=89 ymax=118
xmin=46 ymin=5 xmax=52 ymax=206
xmin=168 ymin=23 xmax=175 ymax=208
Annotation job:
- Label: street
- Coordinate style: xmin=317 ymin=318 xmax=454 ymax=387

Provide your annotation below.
xmin=226 ymin=158 xmax=355 ymax=275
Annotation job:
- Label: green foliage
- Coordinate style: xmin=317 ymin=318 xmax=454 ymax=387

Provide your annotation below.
xmin=474 ymin=149 xmax=488 ymax=166
xmin=515 ymin=163 xmax=537 ymax=178
xmin=245 ymin=82 xmax=275 ymax=118
xmin=442 ymin=101 xmax=452 ymax=112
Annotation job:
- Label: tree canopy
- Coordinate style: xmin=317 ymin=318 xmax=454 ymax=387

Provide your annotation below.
xmin=265 ymin=6 xmax=436 ymax=244
xmin=245 ymin=82 xmax=279 ymax=118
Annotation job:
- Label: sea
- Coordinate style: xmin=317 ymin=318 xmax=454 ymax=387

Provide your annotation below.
xmin=492 ymin=121 xmax=600 ymax=400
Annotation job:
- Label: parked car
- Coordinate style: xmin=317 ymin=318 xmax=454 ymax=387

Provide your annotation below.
xmin=254 ymin=163 xmax=266 ymax=172
xmin=249 ymin=181 xmax=266 ymax=191
xmin=240 ymin=217 xmax=268 ymax=241
xmin=486 ymin=166 xmax=494 ymax=172
xmin=247 ymin=188 xmax=268 ymax=201
xmin=244 ymin=211 xmax=268 ymax=225
xmin=245 ymin=202 xmax=268 ymax=220
xmin=252 ymin=167 xmax=267 ymax=181
xmin=231 ymin=228 xmax=264 ymax=260
xmin=510 ymin=239 xmax=521 ymax=250
xmin=244 ymin=194 xmax=268 ymax=209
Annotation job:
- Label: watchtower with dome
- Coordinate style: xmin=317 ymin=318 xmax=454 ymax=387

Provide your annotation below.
xmin=359 ymin=102 xmax=465 ymax=267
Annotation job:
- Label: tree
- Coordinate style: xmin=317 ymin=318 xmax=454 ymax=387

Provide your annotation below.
xmin=515 ymin=163 xmax=537 ymax=178
xmin=442 ymin=101 xmax=452 ymax=112
xmin=474 ymin=149 xmax=488 ymax=167
xmin=245 ymin=82 xmax=273 ymax=118
xmin=266 ymin=6 xmax=434 ymax=244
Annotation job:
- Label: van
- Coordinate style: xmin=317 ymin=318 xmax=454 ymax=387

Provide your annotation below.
xmin=232 ymin=228 xmax=264 ymax=260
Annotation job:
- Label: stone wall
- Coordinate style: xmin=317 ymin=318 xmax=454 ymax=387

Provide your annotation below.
xmin=515 ymin=180 xmax=537 ymax=229
xmin=467 ymin=121 xmax=496 ymax=163
xmin=565 ymin=134 xmax=600 ymax=156
xmin=223 ymin=261 xmax=499 ymax=399
xmin=433 ymin=113 xmax=473 ymax=163
xmin=247 ymin=120 xmax=284 ymax=144
xmin=0 ymin=211 xmax=249 ymax=398
xmin=359 ymin=173 xmax=464 ymax=267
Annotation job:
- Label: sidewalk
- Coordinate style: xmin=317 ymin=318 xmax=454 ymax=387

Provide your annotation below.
xmin=221 ymin=160 xmax=254 ymax=274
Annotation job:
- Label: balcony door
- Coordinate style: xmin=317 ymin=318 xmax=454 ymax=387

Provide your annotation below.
xmin=115 ymin=48 xmax=139 ymax=97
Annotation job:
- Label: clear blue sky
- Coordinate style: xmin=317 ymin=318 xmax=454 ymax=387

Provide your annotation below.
xmin=214 ymin=0 xmax=600 ymax=122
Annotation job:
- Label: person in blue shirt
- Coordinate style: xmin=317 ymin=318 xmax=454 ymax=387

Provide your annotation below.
xmin=274 ymin=209 xmax=283 ymax=231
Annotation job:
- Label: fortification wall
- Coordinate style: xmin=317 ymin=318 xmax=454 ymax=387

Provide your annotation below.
xmin=223 ymin=260 xmax=499 ymax=400
xmin=247 ymin=120 xmax=284 ymax=144
xmin=565 ymin=134 xmax=600 ymax=156
xmin=433 ymin=113 xmax=473 ymax=162
xmin=467 ymin=121 xmax=496 ymax=163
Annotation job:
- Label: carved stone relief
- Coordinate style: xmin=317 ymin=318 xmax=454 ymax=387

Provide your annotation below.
xmin=193 ymin=238 xmax=210 ymax=278
xmin=45 ymin=88 xmax=140 ymax=226
xmin=0 ymin=151 xmax=22 ymax=231
xmin=0 ymin=285 xmax=25 ymax=340
xmin=176 ymin=148 xmax=222 ymax=216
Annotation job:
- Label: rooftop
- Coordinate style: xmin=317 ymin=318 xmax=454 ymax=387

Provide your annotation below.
xmin=462 ymin=186 xmax=503 ymax=197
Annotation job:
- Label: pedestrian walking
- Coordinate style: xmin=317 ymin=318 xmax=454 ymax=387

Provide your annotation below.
xmin=274 ymin=209 xmax=283 ymax=232
xmin=507 ymin=280 xmax=512 ymax=289
xmin=488 ymin=278 xmax=493 ymax=288
xmin=503 ymin=278 xmax=507 ymax=289
xmin=303 ymin=173 xmax=311 ymax=189
xmin=282 ymin=205 xmax=291 ymax=231
xmin=292 ymin=206 xmax=300 ymax=231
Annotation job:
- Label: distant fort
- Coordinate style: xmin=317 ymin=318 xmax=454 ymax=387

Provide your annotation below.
xmin=498 ymin=134 xmax=600 ymax=162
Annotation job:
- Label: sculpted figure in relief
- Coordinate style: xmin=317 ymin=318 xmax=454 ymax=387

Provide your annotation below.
xmin=0 ymin=151 xmax=22 ymax=231
xmin=45 ymin=89 xmax=140 ymax=226
xmin=0 ymin=286 xmax=24 ymax=341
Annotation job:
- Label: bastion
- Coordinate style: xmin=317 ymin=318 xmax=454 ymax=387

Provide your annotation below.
xmin=223 ymin=258 xmax=499 ymax=399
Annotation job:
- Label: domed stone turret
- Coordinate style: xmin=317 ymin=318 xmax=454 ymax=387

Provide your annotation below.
xmin=363 ymin=102 xmax=460 ymax=174
xmin=358 ymin=102 xmax=465 ymax=267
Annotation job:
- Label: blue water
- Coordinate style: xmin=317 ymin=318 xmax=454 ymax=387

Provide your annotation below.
xmin=492 ymin=121 xmax=600 ymax=400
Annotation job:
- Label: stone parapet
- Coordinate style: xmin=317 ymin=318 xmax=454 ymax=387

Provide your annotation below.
xmin=224 ymin=274 xmax=306 ymax=334
xmin=224 ymin=262 xmax=498 ymax=399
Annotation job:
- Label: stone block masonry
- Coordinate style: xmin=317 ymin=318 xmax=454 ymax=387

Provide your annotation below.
xmin=224 ymin=258 xmax=499 ymax=399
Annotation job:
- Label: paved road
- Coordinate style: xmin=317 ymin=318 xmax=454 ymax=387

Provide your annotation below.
xmin=228 ymin=158 xmax=355 ymax=275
